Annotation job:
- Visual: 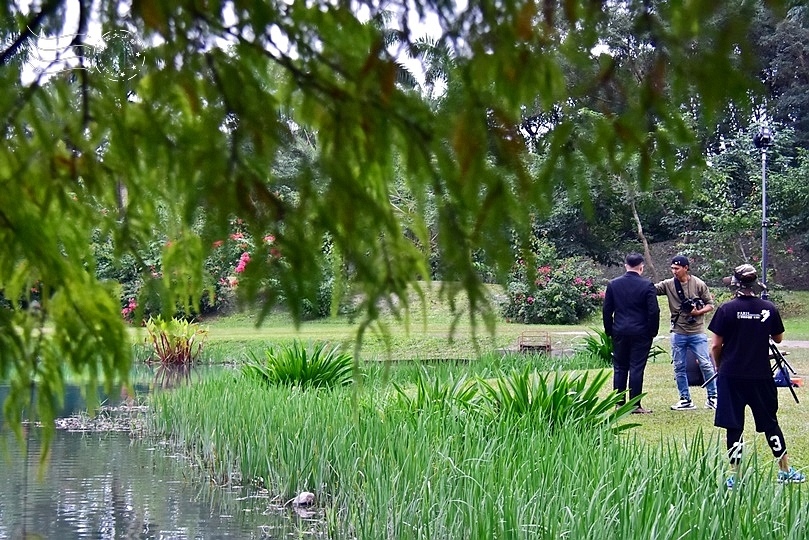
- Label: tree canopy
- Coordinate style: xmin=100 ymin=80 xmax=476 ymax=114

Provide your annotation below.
xmin=0 ymin=0 xmax=804 ymax=437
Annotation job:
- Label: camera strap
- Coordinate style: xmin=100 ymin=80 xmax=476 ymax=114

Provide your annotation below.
xmin=670 ymin=279 xmax=688 ymax=333
xmin=673 ymin=278 xmax=687 ymax=303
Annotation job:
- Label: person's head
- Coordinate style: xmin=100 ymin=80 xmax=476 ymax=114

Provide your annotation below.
xmin=670 ymin=255 xmax=690 ymax=280
xmin=733 ymin=263 xmax=758 ymax=295
xmin=625 ymin=253 xmax=644 ymax=272
xmin=721 ymin=263 xmax=765 ymax=296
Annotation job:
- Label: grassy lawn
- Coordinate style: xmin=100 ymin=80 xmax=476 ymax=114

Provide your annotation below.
xmin=180 ymin=283 xmax=809 ymax=464
xmin=142 ymin=283 xmax=809 ymax=538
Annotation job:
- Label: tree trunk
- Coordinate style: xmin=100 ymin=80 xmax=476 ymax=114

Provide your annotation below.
xmin=629 ymin=196 xmax=657 ymax=281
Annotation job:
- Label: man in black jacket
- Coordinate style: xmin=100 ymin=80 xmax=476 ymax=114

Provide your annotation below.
xmin=603 ymin=253 xmax=661 ymax=414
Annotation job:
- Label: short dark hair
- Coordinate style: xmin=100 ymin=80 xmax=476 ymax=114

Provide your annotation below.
xmin=625 ymin=253 xmax=644 ymax=267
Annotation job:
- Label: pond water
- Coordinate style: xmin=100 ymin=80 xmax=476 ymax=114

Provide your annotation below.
xmin=0 ymin=373 xmax=319 ymax=539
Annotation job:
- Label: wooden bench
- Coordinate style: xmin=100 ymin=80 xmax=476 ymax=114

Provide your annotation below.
xmin=518 ymin=331 xmax=551 ymax=354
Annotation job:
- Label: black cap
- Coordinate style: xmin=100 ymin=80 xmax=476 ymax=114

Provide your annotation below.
xmin=625 ymin=253 xmax=644 ymax=267
xmin=671 ymin=255 xmax=689 ymax=267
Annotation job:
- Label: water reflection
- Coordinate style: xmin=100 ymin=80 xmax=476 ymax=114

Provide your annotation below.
xmin=0 ymin=368 xmax=316 ymax=539
xmin=0 ymin=430 xmax=287 ymax=539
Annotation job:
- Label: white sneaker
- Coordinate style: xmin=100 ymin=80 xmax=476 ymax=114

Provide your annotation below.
xmin=706 ymin=397 xmax=717 ymax=410
xmin=670 ymin=399 xmax=696 ymax=411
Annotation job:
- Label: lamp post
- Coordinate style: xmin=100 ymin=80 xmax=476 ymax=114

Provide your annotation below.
xmin=753 ymin=126 xmax=773 ymax=299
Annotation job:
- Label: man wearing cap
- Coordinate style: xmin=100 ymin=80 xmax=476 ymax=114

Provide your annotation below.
xmin=603 ymin=253 xmax=660 ymax=414
xmin=654 ymin=255 xmax=718 ymax=410
xmin=707 ymin=264 xmax=804 ymax=488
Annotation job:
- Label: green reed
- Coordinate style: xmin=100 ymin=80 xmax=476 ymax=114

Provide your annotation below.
xmin=149 ymin=367 xmax=809 ymax=539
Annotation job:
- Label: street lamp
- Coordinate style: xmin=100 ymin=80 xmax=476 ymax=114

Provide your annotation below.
xmin=753 ymin=126 xmax=773 ymax=299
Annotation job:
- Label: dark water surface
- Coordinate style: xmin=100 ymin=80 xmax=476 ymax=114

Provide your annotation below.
xmin=0 ymin=378 xmax=311 ymax=539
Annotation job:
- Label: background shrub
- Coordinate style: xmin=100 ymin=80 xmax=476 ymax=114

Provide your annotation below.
xmin=503 ymin=241 xmax=604 ymax=324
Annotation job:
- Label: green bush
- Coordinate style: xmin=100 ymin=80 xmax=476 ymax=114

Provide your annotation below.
xmin=577 ymin=328 xmax=614 ymax=366
xmin=476 ymin=367 xmax=637 ymax=431
xmin=503 ymin=254 xmax=605 ymax=324
xmin=391 ymin=364 xmax=637 ymax=432
xmin=242 ymin=340 xmax=355 ymax=389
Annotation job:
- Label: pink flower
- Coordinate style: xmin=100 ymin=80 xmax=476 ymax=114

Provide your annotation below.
xmin=234 ymin=252 xmax=251 ymax=273
xmin=230 ymin=232 xmax=244 ymax=240
xmin=212 ymin=240 xmax=224 ymax=248
xmin=787 ymin=247 xmax=794 ymax=254
xmin=526 ymin=296 xmax=535 ymax=304
xmin=121 ymin=298 xmax=138 ymax=320
xmin=263 ymin=234 xmax=275 ymax=244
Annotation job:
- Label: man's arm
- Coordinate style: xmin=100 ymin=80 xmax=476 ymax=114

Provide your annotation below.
xmin=710 ymin=333 xmax=724 ymax=369
xmin=772 ymin=332 xmax=784 ymax=344
xmin=602 ymin=283 xmax=614 ymax=336
xmin=646 ymin=285 xmax=660 ymax=337
xmin=695 ymin=281 xmax=714 ymax=315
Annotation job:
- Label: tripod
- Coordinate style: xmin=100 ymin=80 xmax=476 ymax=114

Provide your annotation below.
xmin=770 ymin=340 xmax=800 ymax=404
xmin=701 ymin=340 xmax=800 ymax=404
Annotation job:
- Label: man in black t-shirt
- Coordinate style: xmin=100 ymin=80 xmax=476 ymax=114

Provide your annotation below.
xmin=708 ymin=264 xmax=805 ymax=489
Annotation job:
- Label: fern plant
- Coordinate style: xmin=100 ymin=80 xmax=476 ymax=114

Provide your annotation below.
xmin=242 ymin=340 xmax=354 ymax=389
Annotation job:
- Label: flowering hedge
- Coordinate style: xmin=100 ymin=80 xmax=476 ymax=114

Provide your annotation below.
xmin=502 ymin=256 xmax=605 ymax=325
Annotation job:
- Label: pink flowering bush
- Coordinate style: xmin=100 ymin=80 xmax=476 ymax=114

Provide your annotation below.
xmin=503 ymin=255 xmax=604 ymax=325
xmin=121 ymin=298 xmax=138 ymax=323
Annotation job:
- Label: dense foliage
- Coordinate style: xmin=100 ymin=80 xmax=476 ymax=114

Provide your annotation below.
xmin=3 ymin=0 xmax=809 ymax=439
xmin=502 ymin=239 xmax=604 ymax=324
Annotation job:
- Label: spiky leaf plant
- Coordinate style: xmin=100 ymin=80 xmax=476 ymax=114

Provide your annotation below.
xmin=577 ymin=328 xmax=614 ymax=366
xmin=578 ymin=328 xmax=667 ymax=366
xmin=144 ymin=316 xmax=208 ymax=365
xmin=477 ymin=367 xmax=638 ymax=432
xmin=392 ymin=366 xmax=480 ymax=414
xmin=242 ymin=340 xmax=354 ymax=389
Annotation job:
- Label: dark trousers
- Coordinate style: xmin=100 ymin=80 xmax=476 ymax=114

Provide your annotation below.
xmin=612 ymin=334 xmax=653 ymax=406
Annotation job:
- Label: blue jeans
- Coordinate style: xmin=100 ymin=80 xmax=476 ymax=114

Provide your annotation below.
xmin=671 ymin=333 xmax=717 ymax=400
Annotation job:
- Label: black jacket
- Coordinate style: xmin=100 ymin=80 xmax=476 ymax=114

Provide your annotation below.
xmin=602 ymin=272 xmax=660 ymax=338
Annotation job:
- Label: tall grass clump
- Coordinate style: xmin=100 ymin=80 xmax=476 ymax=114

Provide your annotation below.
xmin=576 ymin=328 xmax=667 ymax=367
xmin=476 ymin=367 xmax=637 ymax=431
xmin=241 ymin=340 xmax=354 ymax=389
xmin=149 ymin=366 xmax=809 ymax=539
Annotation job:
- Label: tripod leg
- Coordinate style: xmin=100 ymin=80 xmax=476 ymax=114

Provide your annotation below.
xmin=770 ymin=343 xmax=797 ymax=374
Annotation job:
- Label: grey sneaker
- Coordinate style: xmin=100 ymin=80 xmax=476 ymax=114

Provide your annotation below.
xmin=670 ymin=399 xmax=696 ymax=411
xmin=706 ymin=397 xmax=718 ymax=410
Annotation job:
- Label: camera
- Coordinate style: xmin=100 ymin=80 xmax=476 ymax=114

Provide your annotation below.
xmin=680 ymin=298 xmax=704 ymax=324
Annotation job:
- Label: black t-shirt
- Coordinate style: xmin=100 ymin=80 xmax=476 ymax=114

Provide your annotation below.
xmin=707 ymin=295 xmax=785 ymax=379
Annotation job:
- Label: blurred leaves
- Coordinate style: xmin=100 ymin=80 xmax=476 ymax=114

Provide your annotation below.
xmin=0 ymin=0 xmax=796 ymax=442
